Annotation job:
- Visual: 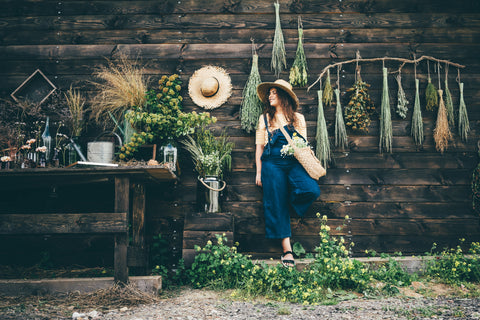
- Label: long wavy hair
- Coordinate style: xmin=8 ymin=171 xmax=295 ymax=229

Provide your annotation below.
xmin=263 ymin=87 xmax=298 ymax=128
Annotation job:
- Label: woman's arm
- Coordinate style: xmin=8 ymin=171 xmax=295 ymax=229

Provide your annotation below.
xmin=296 ymin=113 xmax=307 ymax=138
xmin=255 ymin=144 xmax=264 ymax=187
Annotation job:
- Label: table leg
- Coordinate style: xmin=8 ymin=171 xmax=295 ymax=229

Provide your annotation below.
xmin=114 ymin=176 xmax=129 ymax=283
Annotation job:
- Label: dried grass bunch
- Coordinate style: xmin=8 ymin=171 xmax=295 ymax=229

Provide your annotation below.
xmin=91 ymin=55 xmax=148 ymax=128
xmin=64 ymin=86 xmax=85 ymax=137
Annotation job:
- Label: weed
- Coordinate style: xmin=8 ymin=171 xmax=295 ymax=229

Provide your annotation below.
xmin=277 ymin=306 xmax=291 ymax=315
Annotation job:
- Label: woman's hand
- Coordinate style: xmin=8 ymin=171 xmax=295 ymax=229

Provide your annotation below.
xmin=255 ymin=144 xmax=264 ymax=187
xmin=256 ymin=172 xmax=262 ymax=187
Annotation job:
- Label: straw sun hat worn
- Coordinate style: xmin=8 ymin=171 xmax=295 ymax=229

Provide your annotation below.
xmin=188 ymin=65 xmax=232 ymax=110
xmin=257 ymin=79 xmax=300 ymax=110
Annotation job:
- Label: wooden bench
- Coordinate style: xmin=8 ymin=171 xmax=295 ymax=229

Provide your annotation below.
xmin=0 ymin=212 xmax=128 ymax=283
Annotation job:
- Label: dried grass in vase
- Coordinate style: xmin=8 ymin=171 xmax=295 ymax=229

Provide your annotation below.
xmin=64 ymin=86 xmax=85 ymax=137
xmin=90 ymin=55 xmax=149 ymax=129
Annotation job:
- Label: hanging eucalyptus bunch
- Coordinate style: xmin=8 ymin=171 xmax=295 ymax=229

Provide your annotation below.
xmin=334 ymin=88 xmax=348 ymax=149
xmin=425 ymin=61 xmax=438 ymax=111
xmin=240 ymin=47 xmax=264 ymax=133
xmin=458 ymin=82 xmax=470 ymax=141
xmin=289 ymin=17 xmax=308 ymax=87
xmin=315 ymin=89 xmax=331 ymax=168
xmin=271 ymin=0 xmax=286 ymax=78
xmin=379 ymin=67 xmax=392 ymax=153
xmin=444 ymin=64 xmax=454 ymax=126
xmin=411 ymin=78 xmax=424 ymax=146
xmin=322 ymin=69 xmax=333 ymax=107
xmin=395 ymin=72 xmax=409 ymax=119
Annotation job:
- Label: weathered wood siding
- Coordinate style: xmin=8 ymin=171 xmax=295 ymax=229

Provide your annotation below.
xmin=1 ymin=0 xmax=480 ymax=259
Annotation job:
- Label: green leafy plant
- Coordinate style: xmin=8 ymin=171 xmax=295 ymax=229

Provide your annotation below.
xmin=423 ymin=240 xmax=480 ymax=284
xmin=305 ymin=215 xmax=370 ymax=292
xmin=188 ymin=234 xmax=255 ymax=289
xmin=370 ymin=254 xmax=416 ymax=288
xmin=119 ymin=75 xmax=215 ymax=160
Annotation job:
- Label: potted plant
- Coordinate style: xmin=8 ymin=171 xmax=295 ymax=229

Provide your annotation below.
xmin=118 ymin=74 xmax=215 ymax=162
xmin=182 ymin=126 xmax=234 ymax=213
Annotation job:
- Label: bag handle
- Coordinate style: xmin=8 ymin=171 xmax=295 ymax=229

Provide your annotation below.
xmin=198 ymin=176 xmax=227 ymax=192
xmin=279 ymin=125 xmax=295 ymax=147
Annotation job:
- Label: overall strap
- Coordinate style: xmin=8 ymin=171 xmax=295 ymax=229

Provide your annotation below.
xmin=263 ymin=114 xmax=271 ymax=137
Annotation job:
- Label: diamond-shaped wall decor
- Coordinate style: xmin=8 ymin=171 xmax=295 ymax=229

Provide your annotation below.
xmin=11 ymin=69 xmax=57 ymax=105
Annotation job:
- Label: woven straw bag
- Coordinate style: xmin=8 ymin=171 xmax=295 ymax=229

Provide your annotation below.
xmin=279 ymin=126 xmax=326 ymax=180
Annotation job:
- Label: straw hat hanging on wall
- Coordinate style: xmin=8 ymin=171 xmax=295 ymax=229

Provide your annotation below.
xmin=188 ymin=66 xmax=232 ymax=109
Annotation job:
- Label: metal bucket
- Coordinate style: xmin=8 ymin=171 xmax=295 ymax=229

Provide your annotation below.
xmin=196 ymin=176 xmax=226 ymax=213
xmin=87 ymin=141 xmax=115 ymax=163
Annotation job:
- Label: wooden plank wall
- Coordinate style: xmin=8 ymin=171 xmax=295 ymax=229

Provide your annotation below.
xmin=1 ymin=0 xmax=480 ymax=259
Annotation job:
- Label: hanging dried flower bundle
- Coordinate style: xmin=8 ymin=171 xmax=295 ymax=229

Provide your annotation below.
xmin=434 ymin=89 xmax=452 ymax=153
xmin=334 ymin=88 xmax=348 ymax=149
xmin=289 ymin=17 xmax=308 ymax=87
xmin=458 ymin=82 xmax=470 ymax=141
xmin=395 ymin=73 xmax=409 ymax=119
xmin=425 ymin=62 xmax=438 ymax=111
xmin=379 ymin=67 xmax=392 ymax=153
xmin=444 ymin=65 xmax=454 ymax=126
xmin=411 ymin=78 xmax=424 ymax=146
xmin=271 ymin=1 xmax=286 ymax=78
xmin=322 ymin=69 xmax=333 ymax=107
xmin=240 ymin=49 xmax=264 ymax=133
xmin=315 ymin=89 xmax=331 ymax=168
xmin=344 ymin=79 xmax=374 ymax=132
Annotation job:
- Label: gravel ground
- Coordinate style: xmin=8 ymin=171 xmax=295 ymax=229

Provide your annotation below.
xmin=2 ymin=287 xmax=480 ymax=320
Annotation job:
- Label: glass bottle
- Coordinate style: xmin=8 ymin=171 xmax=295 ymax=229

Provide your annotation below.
xmin=67 ymin=140 xmax=77 ymax=165
xmin=161 ymin=140 xmax=177 ymax=171
xmin=41 ymin=116 xmax=52 ymax=162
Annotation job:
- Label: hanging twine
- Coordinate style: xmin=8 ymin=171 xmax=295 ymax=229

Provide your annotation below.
xmin=444 ymin=63 xmax=455 ymax=126
xmin=379 ymin=65 xmax=392 ymax=153
xmin=434 ymin=64 xmax=452 ymax=153
xmin=289 ymin=16 xmax=308 ymax=87
xmin=240 ymin=40 xmax=264 ymax=133
xmin=271 ymin=0 xmax=286 ymax=78
xmin=395 ymin=70 xmax=409 ymax=119
xmin=315 ymin=89 xmax=331 ymax=168
xmin=334 ymin=66 xmax=348 ymax=149
xmin=457 ymin=69 xmax=470 ymax=141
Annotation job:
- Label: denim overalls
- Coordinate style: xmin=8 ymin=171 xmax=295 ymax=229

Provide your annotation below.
xmin=261 ymin=117 xmax=321 ymax=239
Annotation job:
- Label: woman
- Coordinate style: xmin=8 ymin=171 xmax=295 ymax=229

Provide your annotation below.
xmin=255 ymin=79 xmax=320 ymax=267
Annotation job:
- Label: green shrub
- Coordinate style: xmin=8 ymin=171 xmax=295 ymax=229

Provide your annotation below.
xmin=304 ymin=214 xmax=371 ymax=292
xmin=424 ymin=240 xmax=480 ymax=284
xmin=370 ymin=255 xmax=416 ymax=287
xmin=188 ymin=234 xmax=255 ymax=289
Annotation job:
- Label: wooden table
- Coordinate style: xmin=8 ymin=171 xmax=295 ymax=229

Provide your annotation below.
xmin=0 ymin=165 xmax=177 ymax=283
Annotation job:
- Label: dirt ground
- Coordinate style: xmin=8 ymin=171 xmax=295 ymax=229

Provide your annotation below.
xmin=1 ymin=282 xmax=480 ymax=320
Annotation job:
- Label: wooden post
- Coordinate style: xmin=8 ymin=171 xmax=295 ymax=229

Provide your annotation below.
xmin=114 ymin=176 xmax=129 ymax=283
